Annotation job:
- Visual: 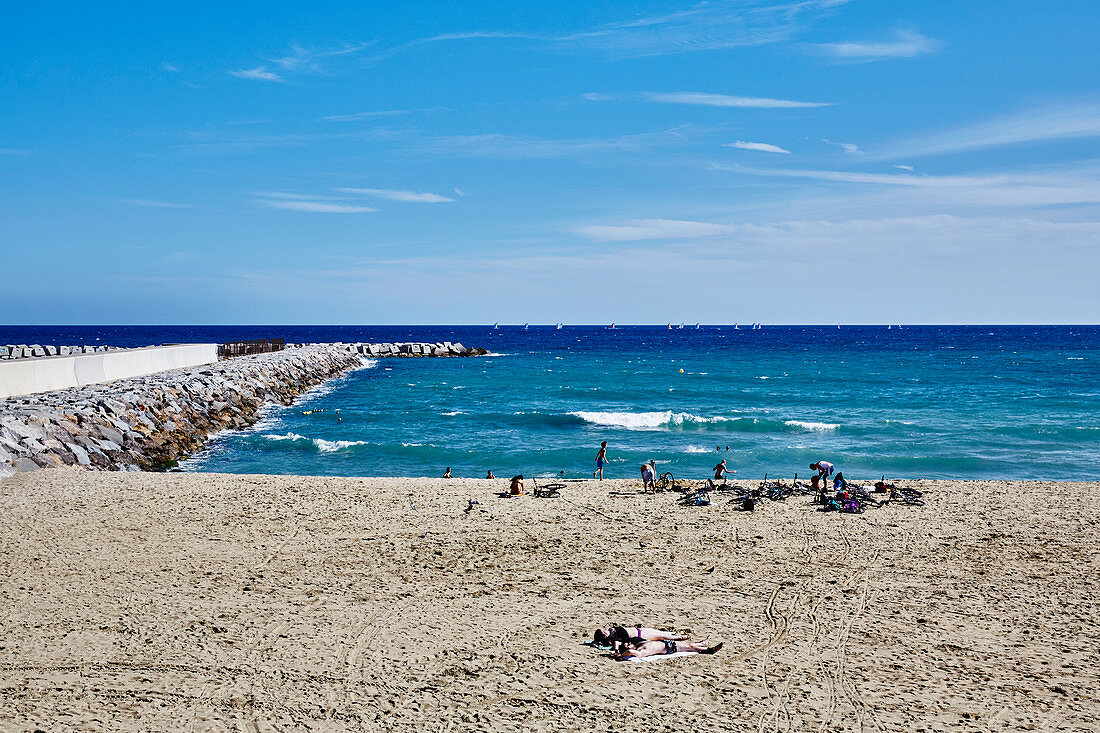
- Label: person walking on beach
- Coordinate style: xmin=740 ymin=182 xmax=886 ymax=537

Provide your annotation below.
xmin=594 ymin=441 xmax=608 ymax=480
xmin=713 ymin=459 xmax=729 ymax=481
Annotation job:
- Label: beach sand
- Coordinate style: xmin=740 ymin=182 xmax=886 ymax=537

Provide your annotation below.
xmin=0 ymin=470 xmax=1095 ymax=731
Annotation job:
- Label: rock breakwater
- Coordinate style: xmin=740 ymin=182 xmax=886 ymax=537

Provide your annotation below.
xmin=0 ymin=346 xmax=363 ymax=476
xmin=291 ymin=341 xmax=488 ymax=357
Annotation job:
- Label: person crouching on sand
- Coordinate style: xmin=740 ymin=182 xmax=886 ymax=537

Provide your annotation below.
xmin=486 ymin=470 xmax=496 ymax=479
xmin=640 ymin=460 xmax=656 ymax=489
xmin=509 ymin=475 xmax=524 ymax=495
xmin=810 ymin=460 xmax=834 ymax=485
xmin=443 ymin=467 xmax=452 ymax=478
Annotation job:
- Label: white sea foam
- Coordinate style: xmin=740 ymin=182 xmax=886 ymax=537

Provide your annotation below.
xmin=568 ymin=410 xmax=734 ymax=430
xmin=685 ymin=446 xmax=713 ymax=453
xmin=263 ymin=432 xmax=369 ymax=452
xmin=784 ymin=420 xmax=839 ymax=431
xmin=315 ymin=438 xmax=370 ymax=452
xmin=441 ymin=411 xmax=465 ymax=416
xmin=264 ymin=432 xmax=309 ymax=442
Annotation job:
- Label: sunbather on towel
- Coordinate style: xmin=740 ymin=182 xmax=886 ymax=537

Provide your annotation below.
xmin=592 ymin=625 xmax=687 ymax=647
xmin=613 ymin=639 xmax=723 ymax=660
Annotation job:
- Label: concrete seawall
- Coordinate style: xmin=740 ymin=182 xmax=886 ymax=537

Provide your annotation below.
xmin=0 ymin=346 xmax=362 ymax=476
xmin=0 ymin=344 xmax=219 ymax=400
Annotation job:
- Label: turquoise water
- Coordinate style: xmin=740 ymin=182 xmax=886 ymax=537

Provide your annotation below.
xmin=173 ymin=326 xmax=1100 ymax=481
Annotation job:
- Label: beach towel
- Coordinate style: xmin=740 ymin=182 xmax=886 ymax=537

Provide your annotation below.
xmin=629 ymin=651 xmax=699 ymax=663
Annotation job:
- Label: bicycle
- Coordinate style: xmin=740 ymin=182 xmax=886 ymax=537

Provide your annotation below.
xmin=874 ymin=477 xmax=924 ymax=506
xmin=654 ymin=472 xmax=684 ymax=493
xmin=531 ymin=478 xmax=564 ymax=498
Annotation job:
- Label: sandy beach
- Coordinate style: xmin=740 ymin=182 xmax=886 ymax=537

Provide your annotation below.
xmin=0 ymin=469 xmax=1095 ymax=731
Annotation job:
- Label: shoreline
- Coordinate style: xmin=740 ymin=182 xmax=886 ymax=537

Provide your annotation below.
xmin=1 ymin=469 xmax=1095 ymax=730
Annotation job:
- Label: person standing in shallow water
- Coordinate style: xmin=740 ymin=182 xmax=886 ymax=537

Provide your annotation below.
xmin=594 ymin=441 xmax=608 ymax=480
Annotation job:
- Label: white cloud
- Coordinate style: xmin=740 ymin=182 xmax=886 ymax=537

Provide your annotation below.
xmin=338 ymin=187 xmax=455 ymax=203
xmin=874 ymin=101 xmax=1100 ymax=159
xmin=895 ymin=164 xmax=915 ymax=171
xmin=726 ymin=140 xmax=791 ymax=154
xmin=258 ymin=199 xmax=376 ymax=213
xmin=415 ymin=127 xmax=695 ymax=159
xmin=820 ymin=138 xmax=861 ymax=154
xmin=394 ymin=0 xmax=854 ymax=59
xmin=229 ymin=66 xmax=284 ymax=82
xmin=639 ymin=92 xmax=830 ymax=109
xmin=820 ymin=31 xmax=941 ymax=61
xmin=267 ymin=42 xmax=372 ymax=74
xmin=715 ymin=164 xmax=1100 ymax=207
xmin=160 ymin=62 xmax=179 ymax=73
xmin=575 ymin=218 xmax=736 ymax=242
xmin=114 ymin=198 xmax=197 ymax=209
xmin=321 ymin=110 xmax=413 ymax=122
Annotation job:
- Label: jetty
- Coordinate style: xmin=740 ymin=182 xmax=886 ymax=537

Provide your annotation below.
xmin=0 ymin=340 xmax=489 ymax=476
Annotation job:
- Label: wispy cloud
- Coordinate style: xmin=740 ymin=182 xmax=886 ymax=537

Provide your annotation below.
xmin=321 ymin=110 xmax=414 ymax=122
xmin=252 ymin=192 xmax=376 ymax=213
xmin=114 ymin=198 xmax=197 ymax=209
xmin=338 ymin=187 xmax=454 ymax=203
xmin=160 ymin=62 xmax=179 ymax=73
xmin=715 ymin=164 xmax=1100 ymax=206
xmin=726 ymin=140 xmax=791 ymax=154
xmin=575 ymin=218 xmax=737 ymax=242
xmin=391 ymin=0 xmax=853 ymax=59
xmin=819 ymin=30 xmax=940 ymax=61
xmin=414 ymin=127 xmax=696 ymax=159
xmin=230 ymin=66 xmax=284 ymax=82
xmin=268 ymin=42 xmax=372 ymax=74
xmin=819 ymin=138 xmax=861 ymax=154
xmin=873 ymin=101 xmax=1100 ymax=159
xmin=257 ymin=199 xmax=377 ymax=213
xmin=637 ymin=91 xmax=831 ymax=109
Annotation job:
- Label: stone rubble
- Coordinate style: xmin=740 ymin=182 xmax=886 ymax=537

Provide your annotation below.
xmin=288 ymin=341 xmax=489 ymax=358
xmin=0 ymin=341 xmax=490 ymax=477
xmin=0 ymin=346 xmax=361 ymax=476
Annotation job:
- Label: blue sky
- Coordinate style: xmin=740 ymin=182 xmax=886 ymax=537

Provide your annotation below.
xmin=2 ymin=0 xmax=1099 ymax=324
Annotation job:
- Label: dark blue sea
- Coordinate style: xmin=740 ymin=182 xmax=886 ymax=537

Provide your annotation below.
xmin=2 ymin=325 xmax=1097 ymax=480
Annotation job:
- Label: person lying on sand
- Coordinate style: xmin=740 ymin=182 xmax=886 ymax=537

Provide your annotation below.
xmin=612 ymin=639 xmax=723 ymax=660
xmin=592 ymin=625 xmax=688 ymax=647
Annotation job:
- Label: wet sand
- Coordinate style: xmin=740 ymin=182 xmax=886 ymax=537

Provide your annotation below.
xmin=0 ymin=470 xmax=1096 ymax=731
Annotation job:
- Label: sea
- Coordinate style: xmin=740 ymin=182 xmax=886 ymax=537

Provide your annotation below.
xmin=2 ymin=325 xmax=1097 ymax=481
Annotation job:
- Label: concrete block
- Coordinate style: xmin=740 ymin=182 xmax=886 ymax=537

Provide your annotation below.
xmin=44 ymin=345 xmax=58 ymax=356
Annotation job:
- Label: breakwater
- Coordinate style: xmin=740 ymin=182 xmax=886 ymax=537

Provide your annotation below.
xmin=296 ymin=341 xmax=488 ymax=357
xmin=0 ymin=346 xmax=363 ymax=476
xmin=0 ymin=341 xmax=491 ymax=476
